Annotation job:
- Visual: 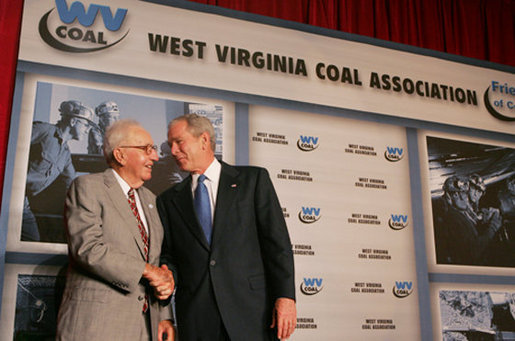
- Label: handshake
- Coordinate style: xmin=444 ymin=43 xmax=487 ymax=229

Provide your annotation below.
xmin=143 ymin=264 xmax=175 ymax=300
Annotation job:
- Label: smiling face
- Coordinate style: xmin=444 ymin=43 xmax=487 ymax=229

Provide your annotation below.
xmin=167 ymin=119 xmax=213 ymax=174
xmin=115 ymin=126 xmax=158 ymax=188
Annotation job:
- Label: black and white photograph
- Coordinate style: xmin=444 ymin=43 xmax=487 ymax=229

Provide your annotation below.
xmin=426 ymin=136 xmax=515 ymax=268
xmin=439 ymin=290 xmax=515 ymax=341
xmin=0 ymin=264 xmax=65 ymax=341
xmin=13 ymin=78 xmax=228 ymax=245
xmin=13 ymin=274 xmax=65 ymax=340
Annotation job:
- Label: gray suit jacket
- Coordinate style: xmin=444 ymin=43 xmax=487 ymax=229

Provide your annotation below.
xmin=57 ymin=169 xmax=171 ymax=340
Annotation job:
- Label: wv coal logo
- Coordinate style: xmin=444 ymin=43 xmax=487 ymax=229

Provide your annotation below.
xmin=392 ymin=281 xmax=413 ymax=298
xmin=388 ymin=214 xmax=408 ymax=230
xmin=39 ymin=0 xmax=129 ymax=53
xmin=297 ymin=135 xmax=319 ymax=152
xmin=300 ymin=278 xmax=323 ymax=295
xmin=298 ymin=207 xmax=321 ymax=224
xmin=384 ymin=146 xmax=404 ymax=162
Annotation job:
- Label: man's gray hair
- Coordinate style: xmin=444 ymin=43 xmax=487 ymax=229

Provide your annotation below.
xmin=103 ymin=119 xmax=143 ymax=165
xmin=169 ymin=114 xmax=216 ymax=152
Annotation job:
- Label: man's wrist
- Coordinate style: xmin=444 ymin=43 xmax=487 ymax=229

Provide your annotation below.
xmin=142 ymin=263 xmax=153 ymax=278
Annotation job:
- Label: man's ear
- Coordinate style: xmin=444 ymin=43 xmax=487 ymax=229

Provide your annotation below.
xmin=200 ymin=132 xmax=209 ymax=150
xmin=113 ymin=148 xmax=126 ymax=165
xmin=69 ymin=117 xmax=77 ymax=126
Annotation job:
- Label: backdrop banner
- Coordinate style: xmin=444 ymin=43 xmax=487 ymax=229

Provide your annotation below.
xmin=18 ymin=0 xmax=515 ymax=134
xmin=2 ymin=1 xmax=514 ymax=340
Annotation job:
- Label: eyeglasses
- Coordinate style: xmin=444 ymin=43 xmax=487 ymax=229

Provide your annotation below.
xmin=119 ymin=144 xmax=158 ymax=155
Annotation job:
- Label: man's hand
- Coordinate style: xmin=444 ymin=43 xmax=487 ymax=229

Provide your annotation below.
xmin=158 ymin=319 xmax=175 ymax=341
xmin=270 ymin=297 xmax=296 ymax=340
xmin=142 ymin=264 xmax=175 ymax=300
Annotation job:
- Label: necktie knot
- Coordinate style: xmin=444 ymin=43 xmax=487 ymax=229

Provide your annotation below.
xmin=198 ymin=174 xmax=207 ymax=184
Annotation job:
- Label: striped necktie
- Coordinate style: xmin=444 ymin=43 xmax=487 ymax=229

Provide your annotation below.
xmin=128 ymin=188 xmax=149 ymax=312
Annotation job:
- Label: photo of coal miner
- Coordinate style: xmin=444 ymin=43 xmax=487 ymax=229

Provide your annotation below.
xmin=21 ymin=82 xmax=223 ymax=244
xmin=23 ymin=100 xmax=95 ymax=242
xmin=428 ymin=136 xmax=515 ymax=267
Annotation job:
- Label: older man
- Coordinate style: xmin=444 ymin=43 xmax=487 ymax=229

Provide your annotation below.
xmin=157 ymin=114 xmax=296 ymax=341
xmin=57 ymin=119 xmax=175 ymax=340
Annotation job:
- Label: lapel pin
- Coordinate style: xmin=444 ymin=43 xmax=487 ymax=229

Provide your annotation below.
xmin=231 ymin=184 xmax=237 ymax=188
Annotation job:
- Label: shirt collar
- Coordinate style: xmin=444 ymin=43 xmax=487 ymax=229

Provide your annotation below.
xmin=192 ymin=158 xmax=221 ymax=185
xmin=111 ymin=168 xmax=132 ymax=198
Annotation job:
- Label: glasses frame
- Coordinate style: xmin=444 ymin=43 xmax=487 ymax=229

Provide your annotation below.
xmin=118 ymin=144 xmax=158 ymax=155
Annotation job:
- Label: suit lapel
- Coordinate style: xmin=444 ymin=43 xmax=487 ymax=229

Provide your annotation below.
xmin=212 ymin=162 xmax=239 ymax=247
xmin=170 ymin=176 xmax=211 ymax=251
xmin=103 ymin=169 xmax=147 ymax=260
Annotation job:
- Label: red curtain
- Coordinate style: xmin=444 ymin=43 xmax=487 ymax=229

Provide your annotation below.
xmin=190 ymin=0 xmax=515 ymax=66
xmin=0 ymin=0 xmax=513 ymax=204
xmin=0 ymin=0 xmax=23 ymax=207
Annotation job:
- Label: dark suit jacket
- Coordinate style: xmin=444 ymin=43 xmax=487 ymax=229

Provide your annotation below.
xmin=157 ymin=162 xmax=295 ymax=341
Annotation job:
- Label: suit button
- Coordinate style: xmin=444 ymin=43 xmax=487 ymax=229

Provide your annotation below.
xmin=210 ymin=260 xmax=216 ymax=266
xmin=138 ymin=295 xmax=144 ymax=301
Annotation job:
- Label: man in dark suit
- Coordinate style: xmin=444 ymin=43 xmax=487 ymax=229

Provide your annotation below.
xmin=157 ymin=114 xmax=296 ymax=340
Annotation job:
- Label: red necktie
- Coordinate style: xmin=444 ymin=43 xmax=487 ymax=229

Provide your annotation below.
xmin=128 ymin=188 xmax=149 ymax=312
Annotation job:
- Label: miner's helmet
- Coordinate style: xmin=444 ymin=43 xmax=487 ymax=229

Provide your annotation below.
xmin=468 ymin=173 xmax=486 ymax=192
xmin=443 ymin=175 xmax=470 ymax=193
xmin=95 ymin=101 xmax=120 ymax=117
xmin=59 ymin=100 xmax=95 ymax=124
